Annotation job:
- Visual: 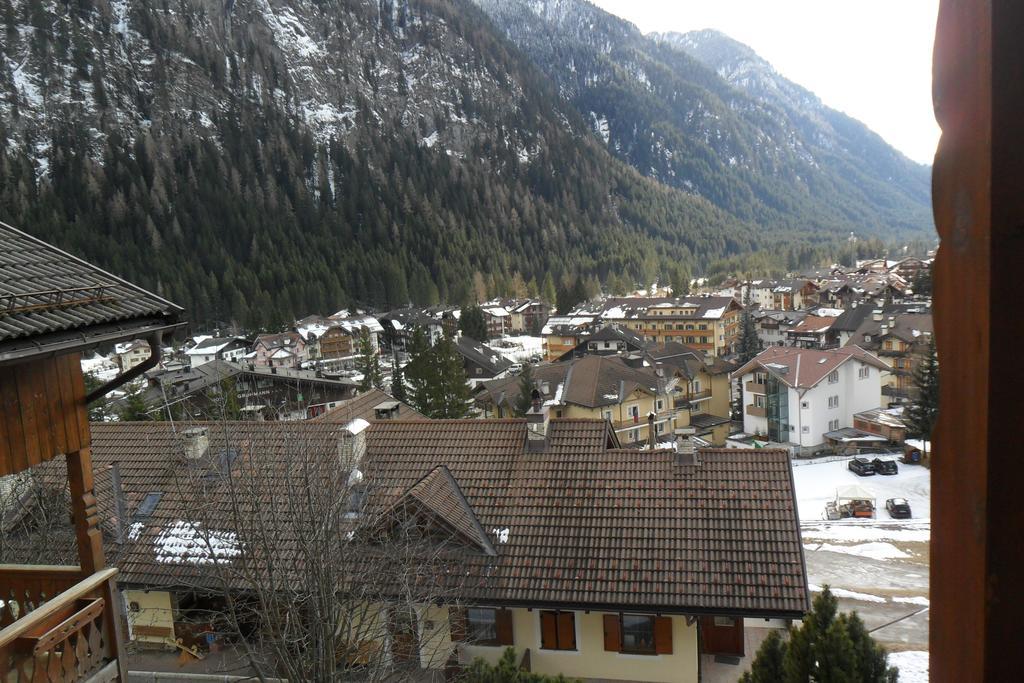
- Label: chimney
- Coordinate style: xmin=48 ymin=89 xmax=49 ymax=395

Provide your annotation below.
xmin=526 ymin=389 xmax=550 ymax=452
xmin=673 ymin=427 xmax=698 ymax=466
xmin=872 ymin=309 xmax=883 ymax=322
xmin=182 ymin=426 xmax=209 ymax=460
xmin=647 ymin=412 xmax=657 ymax=449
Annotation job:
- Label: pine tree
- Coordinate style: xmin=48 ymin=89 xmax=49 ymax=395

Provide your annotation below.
xmin=118 ymin=383 xmax=151 ymax=421
xmin=904 ymin=338 xmax=939 ymax=440
xmin=514 ymin=364 xmax=536 ymax=417
xmin=460 ymin=304 xmax=489 ymax=342
xmin=355 ymin=327 xmax=383 ymax=391
xmin=741 ymin=587 xmax=898 ymax=683
xmin=670 ymin=265 xmax=691 ymax=296
xmin=541 ymin=273 xmax=558 ymax=308
xmin=390 ymin=359 xmax=407 ymax=401
xmin=736 ymin=308 xmax=760 ymax=362
xmin=407 ymin=333 xmax=472 ymax=419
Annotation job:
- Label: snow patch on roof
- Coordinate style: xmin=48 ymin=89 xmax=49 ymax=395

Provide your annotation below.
xmin=154 ymin=520 xmax=241 ymax=565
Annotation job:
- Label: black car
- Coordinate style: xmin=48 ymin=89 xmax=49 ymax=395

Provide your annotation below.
xmin=872 ymin=458 xmax=899 ymax=475
xmin=848 ymin=457 xmax=876 ymax=476
xmin=886 ymin=498 xmax=912 ymax=519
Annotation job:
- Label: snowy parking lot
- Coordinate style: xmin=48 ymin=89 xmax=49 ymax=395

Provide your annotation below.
xmin=792 ymin=456 xmax=930 ymax=681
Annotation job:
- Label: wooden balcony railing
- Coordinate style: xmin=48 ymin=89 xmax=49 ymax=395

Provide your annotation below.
xmin=0 ymin=565 xmax=122 ymax=682
xmin=674 ymin=390 xmax=713 ymax=408
xmin=745 ymin=381 xmax=766 ymax=394
xmin=746 ymin=404 xmax=767 ymax=418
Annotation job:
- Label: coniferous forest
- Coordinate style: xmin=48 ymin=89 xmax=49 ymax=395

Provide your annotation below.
xmin=0 ymin=0 xmax=935 ymax=329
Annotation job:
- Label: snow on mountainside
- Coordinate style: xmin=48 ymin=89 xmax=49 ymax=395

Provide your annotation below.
xmin=0 ymin=0 xmax=558 ymax=166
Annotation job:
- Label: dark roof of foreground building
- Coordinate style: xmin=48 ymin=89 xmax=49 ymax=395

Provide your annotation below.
xmin=316 ymin=387 xmax=426 ymax=422
xmin=0 ymin=221 xmax=184 ymax=363
xmin=66 ymin=419 xmax=807 ymax=617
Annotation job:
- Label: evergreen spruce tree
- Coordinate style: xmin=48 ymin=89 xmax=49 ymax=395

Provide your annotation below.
xmin=355 ymin=327 xmax=383 ymax=391
xmin=736 ymin=308 xmax=760 ymax=362
xmin=670 ymin=265 xmax=691 ymax=296
xmin=740 ymin=587 xmax=899 ymax=683
xmin=541 ymin=273 xmax=558 ymax=309
xmin=391 ymin=361 xmax=407 ymax=402
xmin=460 ymin=304 xmax=489 ymax=342
xmin=514 ymin=364 xmax=536 ymax=417
xmin=904 ymin=338 xmax=939 ymax=440
xmin=118 ymin=383 xmax=151 ymax=421
xmin=407 ymin=332 xmax=472 ymax=419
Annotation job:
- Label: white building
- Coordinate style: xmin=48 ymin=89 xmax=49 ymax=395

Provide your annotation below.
xmin=733 ymin=346 xmax=888 ymax=454
xmin=184 ymin=337 xmax=250 ymax=368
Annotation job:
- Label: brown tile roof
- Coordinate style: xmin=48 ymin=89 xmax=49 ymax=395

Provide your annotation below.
xmin=315 ymin=388 xmax=426 ymax=423
xmin=557 ymin=355 xmax=662 ymax=408
xmin=732 ymin=346 xmax=888 ymax=390
xmin=361 ymin=421 xmax=806 ymax=616
xmin=77 ymin=419 xmax=806 ymax=617
xmin=789 ymin=315 xmax=837 ymax=335
xmin=385 ymin=465 xmax=496 ymax=556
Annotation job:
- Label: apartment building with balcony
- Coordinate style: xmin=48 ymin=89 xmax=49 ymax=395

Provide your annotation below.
xmin=733 ymin=346 xmax=888 ymax=454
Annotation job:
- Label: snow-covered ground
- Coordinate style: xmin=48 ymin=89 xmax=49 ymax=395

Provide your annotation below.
xmin=486 ymin=335 xmax=544 ymax=363
xmin=793 ymin=457 xmax=930 ymax=667
xmin=888 ymin=650 xmax=928 ymax=683
xmin=81 ymin=353 xmax=120 ymax=382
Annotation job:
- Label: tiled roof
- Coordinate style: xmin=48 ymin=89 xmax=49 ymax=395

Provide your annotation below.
xmin=789 ymin=315 xmax=837 ymax=335
xmin=316 ymin=388 xmax=426 ymax=422
xmin=73 ymin=419 xmax=806 ymax=617
xmin=732 ymin=346 xmax=889 ymax=389
xmin=0 ymin=221 xmax=183 ymax=362
xmin=362 ymin=425 xmax=807 ymax=616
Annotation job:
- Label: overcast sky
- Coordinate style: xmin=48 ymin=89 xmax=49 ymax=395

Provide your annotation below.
xmin=589 ymin=0 xmax=940 ymax=165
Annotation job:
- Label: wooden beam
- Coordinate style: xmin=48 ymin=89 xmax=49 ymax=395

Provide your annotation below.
xmin=932 ymin=1 xmax=1024 ymax=680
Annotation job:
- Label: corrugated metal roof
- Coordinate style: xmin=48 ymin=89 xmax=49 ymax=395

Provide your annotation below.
xmin=0 ymin=221 xmax=183 ymax=359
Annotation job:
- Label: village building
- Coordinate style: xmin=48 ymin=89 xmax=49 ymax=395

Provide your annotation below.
xmin=541 ymin=313 xmax=600 ymax=361
xmin=144 ymin=359 xmax=357 ymax=420
xmin=183 ymin=336 xmax=249 ymax=368
xmin=785 ymin=314 xmax=841 ymax=349
xmin=845 ymin=311 xmax=934 ymax=405
xmin=597 ymin=296 xmax=743 ymax=357
xmin=734 ymin=346 xmax=888 ymax=455
xmin=504 ymin=298 xmax=552 ymax=334
xmin=114 ymin=339 xmax=152 ymax=372
xmin=67 ymin=418 xmax=807 ymax=683
xmin=312 ymin=387 xmax=427 ymax=422
xmin=250 ymin=331 xmax=307 ymax=369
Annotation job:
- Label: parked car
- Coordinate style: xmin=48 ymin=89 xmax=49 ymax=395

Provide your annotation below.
xmin=886 ymin=498 xmax=912 ymax=519
xmin=507 ymin=363 xmax=523 ymax=375
xmin=872 ymin=458 xmax=899 ymax=475
xmin=848 ymin=457 xmax=876 ymax=476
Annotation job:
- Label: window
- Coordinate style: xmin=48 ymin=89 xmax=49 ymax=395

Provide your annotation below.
xmin=827 ymin=370 xmax=839 ymax=384
xmin=801 ymin=400 xmax=810 ymax=409
xmin=629 ymin=429 xmax=639 ymax=443
xmin=656 ymin=399 xmax=664 ymax=411
xmin=801 ymin=425 xmax=810 ymax=433
xmin=540 ymin=611 xmax=576 ymax=651
xmin=713 ymin=617 xmax=736 ymax=628
xmin=755 ymin=372 xmax=767 ymax=385
xmin=755 ymin=395 xmax=766 ymax=408
xmin=129 ymin=601 xmax=140 ymax=613
xmin=828 ymin=395 xmax=839 ymax=409
xmin=829 ymin=419 xmax=840 ymax=431
xmin=701 ymin=336 xmax=709 ymax=344
xmin=693 ymin=380 xmax=700 ymax=393
xmin=859 ymin=365 xmax=870 ymax=379
xmin=452 ymin=608 xmax=514 ymax=647
xmin=603 ymin=410 xmax=612 ymax=422
xmin=621 ymin=615 xmax=656 ymax=654
xmin=467 ymin=608 xmax=498 ymax=643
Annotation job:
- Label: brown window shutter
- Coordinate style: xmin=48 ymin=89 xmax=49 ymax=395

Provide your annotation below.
xmin=449 ymin=607 xmax=466 ymax=642
xmin=654 ymin=616 xmax=673 ymax=655
xmin=540 ymin=611 xmax=558 ymax=650
xmin=603 ymin=614 xmax=621 ymax=652
xmin=495 ymin=609 xmax=514 ymax=646
xmin=556 ymin=612 xmax=576 ymax=650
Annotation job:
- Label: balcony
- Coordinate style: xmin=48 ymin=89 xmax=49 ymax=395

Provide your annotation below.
xmin=746 ymin=404 xmax=767 ymax=418
xmin=0 ymin=565 xmax=123 ymax=682
xmin=674 ymin=390 xmax=713 ymax=408
xmin=745 ymin=381 xmax=766 ymax=394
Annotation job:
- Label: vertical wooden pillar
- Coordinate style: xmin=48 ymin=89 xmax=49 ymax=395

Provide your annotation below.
xmin=67 ymin=447 xmax=106 ymax=574
xmin=931 ymin=1 xmax=1024 ymax=680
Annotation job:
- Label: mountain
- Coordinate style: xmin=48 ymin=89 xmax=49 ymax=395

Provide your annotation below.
xmin=0 ymin=0 xmax=925 ymax=329
xmin=474 ymin=0 xmax=932 ymax=236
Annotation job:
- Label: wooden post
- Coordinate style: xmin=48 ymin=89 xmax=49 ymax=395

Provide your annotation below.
xmin=67 ymin=447 xmax=106 ymax=574
xmin=931 ymin=1 xmax=1024 ymax=680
